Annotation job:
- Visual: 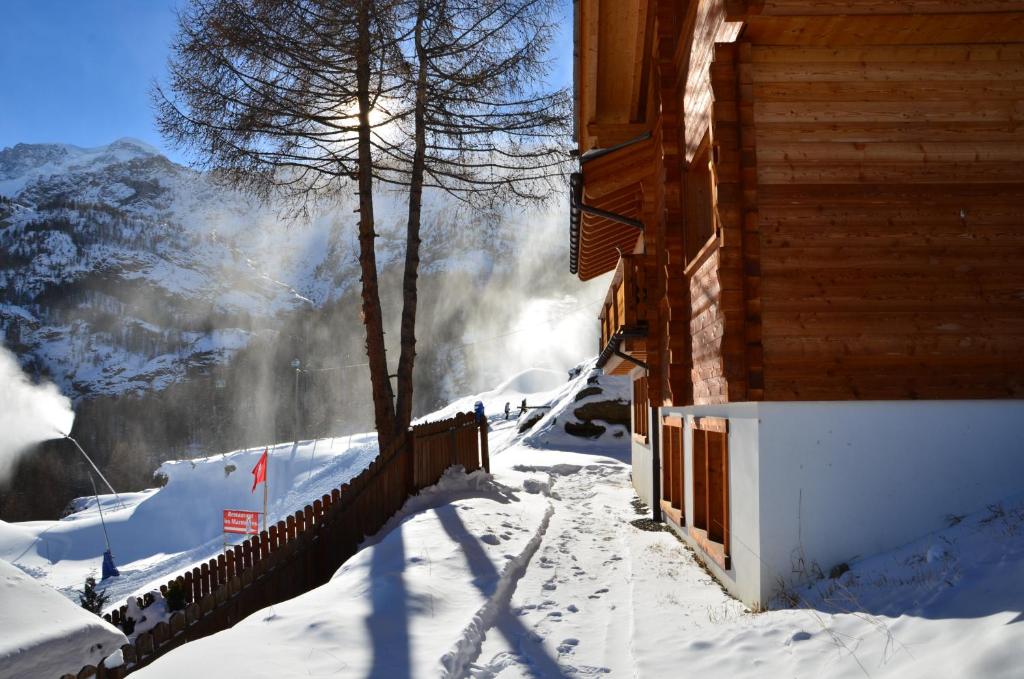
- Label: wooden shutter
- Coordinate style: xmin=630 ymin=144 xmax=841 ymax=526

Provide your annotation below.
xmin=660 ymin=415 xmax=684 ymax=525
xmin=633 ymin=376 xmax=649 ymax=440
xmin=691 ymin=417 xmax=730 ymax=570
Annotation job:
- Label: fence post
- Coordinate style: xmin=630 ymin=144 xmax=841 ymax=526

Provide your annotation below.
xmin=260 ymin=529 xmax=271 ymax=560
xmin=479 ymin=417 xmax=490 ymax=472
xmin=269 ymin=525 xmax=279 ymax=553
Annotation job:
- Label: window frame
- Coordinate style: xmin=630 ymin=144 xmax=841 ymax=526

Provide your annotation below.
xmin=684 ymin=133 xmax=717 ymax=266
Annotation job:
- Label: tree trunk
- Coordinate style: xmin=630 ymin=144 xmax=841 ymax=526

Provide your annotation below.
xmin=356 ymin=0 xmax=397 ymax=451
xmin=395 ymin=1 xmax=429 ymax=433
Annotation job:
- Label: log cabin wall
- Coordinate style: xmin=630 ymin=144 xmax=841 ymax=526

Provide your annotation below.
xmin=656 ymin=0 xmax=748 ymax=407
xmin=654 ymin=1 xmax=690 ymax=407
xmin=578 ymin=0 xmax=1024 ymax=405
xmin=728 ymin=2 xmax=1024 ymax=400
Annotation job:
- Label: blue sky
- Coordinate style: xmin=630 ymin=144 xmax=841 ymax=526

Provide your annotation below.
xmin=0 ymin=0 xmax=572 ymax=165
xmin=0 ymin=1 xmax=187 ymax=160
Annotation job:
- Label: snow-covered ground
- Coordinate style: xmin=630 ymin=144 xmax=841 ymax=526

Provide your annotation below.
xmin=124 ymin=363 xmax=1024 ymax=678
xmin=4 ymin=362 xmax=1023 ymax=677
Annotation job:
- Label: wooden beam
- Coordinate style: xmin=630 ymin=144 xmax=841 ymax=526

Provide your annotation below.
xmin=756 ymin=1 xmax=1024 ymax=15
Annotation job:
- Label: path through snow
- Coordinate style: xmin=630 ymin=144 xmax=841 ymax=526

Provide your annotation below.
xmin=465 ymin=417 xmax=745 ymax=678
xmin=135 ymin=407 xmax=751 ymax=678
xmin=132 ymin=367 xmax=1024 ymax=678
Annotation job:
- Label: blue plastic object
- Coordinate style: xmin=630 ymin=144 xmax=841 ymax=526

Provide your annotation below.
xmin=101 ymin=549 xmax=120 ymax=580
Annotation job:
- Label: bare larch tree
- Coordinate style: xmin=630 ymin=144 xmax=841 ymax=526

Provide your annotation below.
xmin=155 ymin=0 xmax=569 ymax=452
xmin=387 ymin=0 xmax=571 ymax=432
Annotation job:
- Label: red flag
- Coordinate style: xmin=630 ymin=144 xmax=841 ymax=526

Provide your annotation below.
xmin=251 ymin=449 xmax=268 ymax=492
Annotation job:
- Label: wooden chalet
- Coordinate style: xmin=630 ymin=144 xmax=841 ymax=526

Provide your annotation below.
xmin=570 ymin=0 xmax=1024 ymax=606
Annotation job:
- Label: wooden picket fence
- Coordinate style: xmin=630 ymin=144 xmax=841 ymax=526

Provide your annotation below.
xmin=60 ymin=412 xmax=488 ymax=679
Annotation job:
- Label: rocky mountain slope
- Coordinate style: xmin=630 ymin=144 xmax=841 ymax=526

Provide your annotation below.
xmin=2 ymin=140 xmax=309 ymax=396
xmin=0 ymin=138 xmax=513 ymax=399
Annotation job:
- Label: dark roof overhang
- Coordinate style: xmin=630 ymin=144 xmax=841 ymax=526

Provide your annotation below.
xmin=568 ymin=132 xmax=653 ymax=280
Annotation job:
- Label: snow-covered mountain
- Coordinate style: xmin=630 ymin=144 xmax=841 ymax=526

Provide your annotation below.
xmin=0 ymin=139 xmax=323 ymax=397
xmin=0 ymin=139 xmax=520 ymax=399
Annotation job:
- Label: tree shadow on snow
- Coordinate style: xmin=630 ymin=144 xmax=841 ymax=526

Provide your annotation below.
xmin=436 ymin=504 xmax=573 ymax=678
xmin=365 ymin=524 xmax=412 ymax=679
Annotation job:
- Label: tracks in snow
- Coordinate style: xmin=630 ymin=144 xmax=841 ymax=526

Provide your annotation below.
xmin=464 ymin=460 xmax=639 ymax=678
xmin=441 ymin=501 xmax=556 ymax=678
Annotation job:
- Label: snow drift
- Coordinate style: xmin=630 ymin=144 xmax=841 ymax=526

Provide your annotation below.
xmin=0 ymin=558 xmax=126 ymax=679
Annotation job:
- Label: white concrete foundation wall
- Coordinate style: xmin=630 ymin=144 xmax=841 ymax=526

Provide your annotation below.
xmin=661 ymin=403 xmax=764 ymax=605
xmin=658 ymin=400 xmax=1024 ymax=608
xmin=755 ymin=400 xmax=1024 ymax=604
xmin=628 ymin=366 xmax=655 ymax=509
xmin=631 ymin=437 xmax=654 ymax=508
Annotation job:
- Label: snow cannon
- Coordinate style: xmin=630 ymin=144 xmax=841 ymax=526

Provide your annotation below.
xmin=101 ymin=549 xmax=120 ymax=580
xmin=62 ymin=434 xmax=126 ymax=509
xmin=60 ymin=433 xmax=125 ymax=579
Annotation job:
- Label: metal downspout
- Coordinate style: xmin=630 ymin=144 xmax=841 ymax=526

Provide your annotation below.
xmin=650 ymin=399 xmax=661 ymax=523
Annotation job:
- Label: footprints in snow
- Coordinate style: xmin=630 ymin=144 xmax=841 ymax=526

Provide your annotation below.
xmin=469 ymin=462 xmax=629 ymax=677
xmin=556 ymin=637 xmax=579 ymax=654
xmin=478 ymin=518 xmax=529 ymax=547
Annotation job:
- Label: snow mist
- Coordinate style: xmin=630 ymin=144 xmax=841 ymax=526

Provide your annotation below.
xmin=419 ymin=205 xmax=609 ymax=395
xmin=0 ymin=345 xmax=75 ymax=483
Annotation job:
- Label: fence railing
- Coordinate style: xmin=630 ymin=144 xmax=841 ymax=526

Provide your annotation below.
xmin=60 ymin=412 xmax=488 ymax=679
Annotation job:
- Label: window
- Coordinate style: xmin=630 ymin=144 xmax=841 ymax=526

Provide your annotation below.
xmin=684 ymin=136 xmax=715 ymax=264
xmin=691 ymin=417 xmax=730 ymax=569
xmin=632 ymin=376 xmax=649 ymax=441
xmin=661 ymin=415 xmax=684 ymax=525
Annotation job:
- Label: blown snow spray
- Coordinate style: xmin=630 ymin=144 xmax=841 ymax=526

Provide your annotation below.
xmin=0 ymin=345 xmax=124 ymax=577
xmin=0 ymin=346 xmax=75 ymax=484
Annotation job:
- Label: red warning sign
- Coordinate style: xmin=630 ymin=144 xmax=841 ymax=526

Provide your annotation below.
xmin=223 ymin=509 xmax=261 ymax=535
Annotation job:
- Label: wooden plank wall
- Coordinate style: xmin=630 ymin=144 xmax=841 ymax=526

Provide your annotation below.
xmin=62 ymin=413 xmax=488 ymax=679
xmin=688 ymin=250 xmax=735 ymax=403
xmin=709 ymin=41 xmax=761 ymax=404
xmin=639 ymin=120 xmax=669 ymax=405
xmin=751 ymin=40 xmax=1024 ymax=399
xmin=656 ymin=0 xmax=692 ymax=407
xmin=743 ymin=0 xmax=1024 ymax=14
xmin=597 ymin=1 xmax=1024 ymax=405
xmin=684 ymin=0 xmax=730 ymax=164
xmin=664 ymin=0 xmax=750 ymax=406
xmin=740 ymin=11 xmax=1024 ymax=47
